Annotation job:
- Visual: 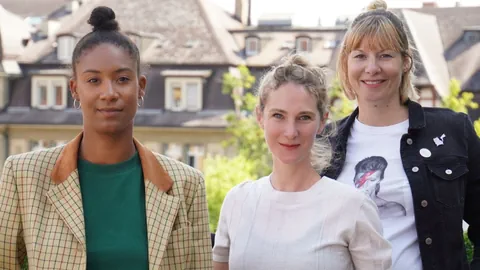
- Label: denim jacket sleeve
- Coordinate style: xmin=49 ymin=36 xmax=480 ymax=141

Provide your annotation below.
xmin=462 ymin=114 xmax=480 ymax=269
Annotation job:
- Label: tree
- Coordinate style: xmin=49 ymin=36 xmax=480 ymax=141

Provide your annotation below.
xmin=205 ymin=65 xmax=271 ymax=231
xmin=442 ymin=78 xmax=480 ymax=137
xmin=328 ymin=77 xmax=355 ymax=120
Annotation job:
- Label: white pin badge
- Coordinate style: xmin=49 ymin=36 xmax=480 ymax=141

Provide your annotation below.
xmin=433 ymin=134 xmax=446 ymax=146
xmin=420 ymin=148 xmax=432 ymax=158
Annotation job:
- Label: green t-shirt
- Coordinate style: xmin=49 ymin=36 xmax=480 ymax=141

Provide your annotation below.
xmin=78 ymin=152 xmax=149 ymax=269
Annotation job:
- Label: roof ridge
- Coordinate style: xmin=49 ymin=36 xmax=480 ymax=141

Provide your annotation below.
xmin=197 ymin=0 xmax=243 ymax=65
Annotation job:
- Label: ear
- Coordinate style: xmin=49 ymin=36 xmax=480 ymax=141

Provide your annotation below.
xmin=255 ymin=106 xmax=264 ymax=129
xmin=138 ymin=75 xmax=147 ymax=99
xmin=69 ymin=78 xmax=78 ymax=100
xmin=403 ymin=55 xmax=412 ymax=73
xmin=317 ymin=112 xmax=329 ymax=135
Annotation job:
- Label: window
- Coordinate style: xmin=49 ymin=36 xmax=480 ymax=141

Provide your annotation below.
xmin=187 ymin=145 xmax=205 ymax=169
xmin=165 ymin=78 xmax=203 ymax=111
xmin=464 ymin=31 xmax=480 ymax=44
xmin=296 ymin=37 xmax=311 ymax=52
xmin=165 ymin=143 xmax=184 ymax=161
xmin=30 ymin=140 xmax=62 ymax=151
xmin=418 ymin=87 xmax=438 ymax=108
xmin=245 ymin=37 xmax=260 ymax=56
xmin=31 ymin=76 xmax=68 ymax=109
xmin=57 ymin=35 xmax=75 ymax=61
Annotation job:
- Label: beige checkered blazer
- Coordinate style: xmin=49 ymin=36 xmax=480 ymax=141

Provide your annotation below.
xmin=0 ymin=133 xmax=213 ymax=269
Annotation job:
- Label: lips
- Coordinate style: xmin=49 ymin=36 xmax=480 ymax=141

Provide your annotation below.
xmin=98 ymin=108 xmax=122 ymax=117
xmin=361 ymin=80 xmax=386 ymax=88
xmin=279 ymin=143 xmax=300 ymax=149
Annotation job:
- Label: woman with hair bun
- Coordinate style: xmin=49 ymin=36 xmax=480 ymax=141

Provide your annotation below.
xmin=212 ymin=54 xmax=392 ymax=270
xmin=324 ymin=0 xmax=480 ymax=269
xmin=0 ymin=6 xmax=212 ymax=269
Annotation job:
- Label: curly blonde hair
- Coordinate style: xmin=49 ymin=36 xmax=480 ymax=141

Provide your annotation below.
xmin=337 ymin=0 xmax=419 ymax=103
xmin=256 ymin=54 xmax=332 ymax=172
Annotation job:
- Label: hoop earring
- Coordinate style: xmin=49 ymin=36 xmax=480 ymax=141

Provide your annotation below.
xmin=137 ymin=96 xmax=144 ymax=107
xmin=73 ymin=99 xmax=81 ymax=109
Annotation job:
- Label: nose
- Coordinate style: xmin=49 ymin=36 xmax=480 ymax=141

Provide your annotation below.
xmin=365 ymin=57 xmax=381 ymax=75
xmin=100 ymin=80 xmax=118 ymax=101
xmin=283 ymin=121 xmax=299 ymax=139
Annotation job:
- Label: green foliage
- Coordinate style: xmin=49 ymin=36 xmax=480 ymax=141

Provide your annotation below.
xmin=442 ymin=78 xmax=480 ymax=137
xmin=465 ymin=232 xmax=473 ymax=263
xmin=204 ymin=155 xmax=258 ymax=231
xmin=442 ymin=79 xmax=479 ymax=113
xmin=206 ymin=65 xmax=271 ymax=231
xmin=328 ymin=78 xmax=355 ymax=120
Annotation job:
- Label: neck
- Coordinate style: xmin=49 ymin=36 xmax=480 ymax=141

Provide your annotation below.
xmin=270 ymin=158 xmax=320 ymax=192
xmin=357 ymin=98 xmax=408 ymax=126
xmin=80 ymin=129 xmax=136 ymax=164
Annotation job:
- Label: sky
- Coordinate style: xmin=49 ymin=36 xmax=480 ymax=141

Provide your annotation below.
xmin=211 ymin=0 xmax=480 ymax=26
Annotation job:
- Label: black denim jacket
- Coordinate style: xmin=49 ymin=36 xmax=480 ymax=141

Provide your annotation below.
xmin=322 ymin=100 xmax=480 ymax=270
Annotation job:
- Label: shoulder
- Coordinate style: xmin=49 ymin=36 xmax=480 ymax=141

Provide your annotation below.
xmin=321 ymin=176 xmax=370 ymax=206
xmin=222 ymin=177 xmax=267 ymax=205
xmin=423 ymin=107 xmax=469 ymax=123
xmin=152 ymin=152 xmax=204 ymax=186
xmin=4 ymin=145 xmax=63 ymax=172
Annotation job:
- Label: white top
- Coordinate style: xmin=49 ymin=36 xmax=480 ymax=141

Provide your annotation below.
xmin=213 ymin=176 xmax=392 ymax=270
xmin=336 ymin=118 xmax=422 ymax=270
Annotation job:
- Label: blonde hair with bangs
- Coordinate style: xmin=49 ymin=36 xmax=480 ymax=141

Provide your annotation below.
xmin=337 ymin=0 xmax=419 ymax=103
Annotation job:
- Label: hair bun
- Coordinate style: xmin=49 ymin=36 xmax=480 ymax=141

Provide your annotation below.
xmin=88 ymin=6 xmax=119 ymax=32
xmin=367 ymin=0 xmax=388 ymax=11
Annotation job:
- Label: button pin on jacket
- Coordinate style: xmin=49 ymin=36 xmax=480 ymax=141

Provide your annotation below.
xmin=420 ymin=148 xmax=432 ymax=158
xmin=433 ymin=134 xmax=446 ymax=146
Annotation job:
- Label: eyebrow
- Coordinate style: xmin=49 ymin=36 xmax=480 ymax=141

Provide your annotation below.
xmin=269 ymin=108 xmax=316 ymax=116
xmin=82 ymin=67 xmax=134 ymax=74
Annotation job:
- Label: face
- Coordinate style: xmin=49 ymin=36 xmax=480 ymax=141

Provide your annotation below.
xmin=257 ymin=82 xmax=324 ymax=167
xmin=347 ymin=38 xmax=408 ymax=105
xmin=70 ymin=43 xmax=146 ymax=135
xmin=354 ymin=170 xmax=382 ymax=197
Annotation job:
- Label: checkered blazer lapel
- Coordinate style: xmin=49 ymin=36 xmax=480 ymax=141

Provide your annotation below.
xmin=46 ymin=169 xmax=86 ymax=249
xmin=144 ymin=180 xmax=180 ymax=267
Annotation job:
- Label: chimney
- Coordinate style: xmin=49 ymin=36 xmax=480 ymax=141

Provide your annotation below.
xmin=235 ymin=0 xmax=251 ymax=26
xmin=422 ymin=2 xmax=438 ymax=8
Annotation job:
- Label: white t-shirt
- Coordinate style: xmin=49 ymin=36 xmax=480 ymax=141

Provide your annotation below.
xmin=336 ymin=118 xmax=422 ymax=270
xmin=213 ymin=176 xmax=392 ymax=270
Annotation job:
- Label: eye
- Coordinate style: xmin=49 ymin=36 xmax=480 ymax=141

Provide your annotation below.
xmin=272 ymin=113 xmax=283 ymax=119
xmin=381 ymin=54 xmax=393 ymax=58
xmin=299 ymin=115 xmax=312 ymax=121
xmin=118 ymin=76 xmax=130 ymax=83
xmin=354 ymin=54 xmax=366 ymax=59
xmin=87 ymin=78 xmax=99 ymax=84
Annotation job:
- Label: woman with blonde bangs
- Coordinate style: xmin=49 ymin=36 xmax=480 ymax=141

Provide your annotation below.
xmin=323 ymin=0 xmax=480 ymax=269
xmin=212 ymin=54 xmax=392 ymax=270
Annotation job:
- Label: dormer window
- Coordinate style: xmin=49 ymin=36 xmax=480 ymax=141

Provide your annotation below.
xmin=245 ymin=36 xmax=260 ymax=56
xmin=165 ymin=77 xmax=203 ymax=112
xmin=57 ymin=35 xmax=75 ymax=62
xmin=31 ymin=75 xmax=68 ymax=110
xmin=296 ymin=37 xmax=311 ymax=53
xmin=464 ymin=31 xmax=480 ymax=44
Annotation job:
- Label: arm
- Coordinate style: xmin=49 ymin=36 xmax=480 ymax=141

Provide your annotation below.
xmin=212 ymin=185 xmax=237 ymax=269
xmin=349 ymin=196 xmax=392 ymax=270
xmin=187 ymin=177 xmax=214 ymax=269
xmin=462 ymin=114 xmax=480 ymax=269
xmin=0 ymin=157 xmax=26 ymax=269
xmin=213 ymin=262 xmax=229 ymax=270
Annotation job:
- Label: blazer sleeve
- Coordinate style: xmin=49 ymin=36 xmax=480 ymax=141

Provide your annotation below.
xmin=0 ymin=156 xmax=26 ymax=269
xmin=462 ymin=114 xmax=480 ymax=269
xmin=187 ymin=175 xmax=213 ymax=269
xmin=349 ymin=196 xmax=392 ymax=270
